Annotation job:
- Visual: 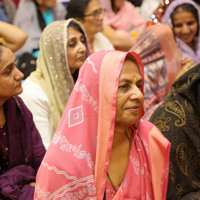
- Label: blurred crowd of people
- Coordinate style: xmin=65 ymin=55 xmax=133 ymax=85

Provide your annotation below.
xmin=0 ymin=0 xmax=200 ymax=199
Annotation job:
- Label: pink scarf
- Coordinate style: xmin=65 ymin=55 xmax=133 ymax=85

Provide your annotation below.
xmin=34 ymin=50 xmax=170 ymax=199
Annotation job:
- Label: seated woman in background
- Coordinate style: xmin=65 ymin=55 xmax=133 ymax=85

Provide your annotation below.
xmin=149 ymin=64 xmax=200 ymax=199
xmin=0 ymin=20 xmax=27 ymax=52
xmin=20 ymin=19 xmax=90 ymax=149
xmin=14 ymin=0 xmax=66 ymax=59
xmin=0 ymin=0 xmax=17 ymax=23
xmin=98 ymin=0 xmax=146 ymax=51
xmin=0 ymin=44 xmax=46 ymax=199
xmin=161 ymin=0 xmax=200 ymax=64
xmin=34 ymin=50 xmax=171 ymax=199
xmin=65 ymin=0 xmax=114 ymax=53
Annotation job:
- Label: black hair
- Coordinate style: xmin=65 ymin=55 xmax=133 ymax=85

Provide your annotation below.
xmin=67 ymin=21 xmax=85 ymax=35
xmin=111 ymin=0 xmax=115 ymax=11
xmin=65 ymin=0 xmax=91 ymax=20
xmin=126 ymin=54 xmax=137 ymax=65
xmin=171 ymin=3 xmax=199 ymax=35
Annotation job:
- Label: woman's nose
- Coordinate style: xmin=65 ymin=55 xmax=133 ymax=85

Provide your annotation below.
xmin=182 ymin=24 xmax=190 ymax=33
xmin=129 ymin=86 xmax=144 ymax=100
xmin=98 ymin=11 xmax=103 ymax=20
xmin=15 ymin=66 xmax=24 ymax=80
xmin=78 ymin=42 xmax=87 ymax=53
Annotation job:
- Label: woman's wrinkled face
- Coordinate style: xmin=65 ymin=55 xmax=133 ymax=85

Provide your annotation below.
xmin=0 ymin=46 xmax=24 ymax=102
xmin=81 ymin=0 xmax=103 ymax=37
xmin=115 ymin=58 xmax=144 ymax=127
xmin=173 ymin=11 xmax=198 ymax=47
xmin=67 ymin=27 xmax=87 ymax=74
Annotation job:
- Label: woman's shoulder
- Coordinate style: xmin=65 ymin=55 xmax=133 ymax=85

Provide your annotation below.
xmin=21 ymin=77 xmax=48 ymax=98
xmin=93 ymin=32 xmax=115 ymax=51
xmin=20 ymin=77 xmax=50 ymax=107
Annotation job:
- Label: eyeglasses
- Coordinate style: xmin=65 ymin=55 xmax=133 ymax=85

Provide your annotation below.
xmin=84 ymin=9 xmax=104 ymax=19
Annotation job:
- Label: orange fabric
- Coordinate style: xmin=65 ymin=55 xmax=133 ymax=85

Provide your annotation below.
xmin=149 ymin=126 xmax=170 ymax=200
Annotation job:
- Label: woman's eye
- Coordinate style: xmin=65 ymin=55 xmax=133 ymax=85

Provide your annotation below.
xmin=81 ymin=36 xmax=86 ymax=44
xmin=119 ymin=84 xmax=129 ymax=89
xmin=68 ymin=42 xmax=75 ymax=47
xmin=174 ymin=23 xmax=182 ymax=28
xmin=6 ymin=68 xmax=12 ymax=75
xmin=137 ymin=83 xmax=142 ymax=89
xmin=188 ymin=21 xmax=195 ymax=26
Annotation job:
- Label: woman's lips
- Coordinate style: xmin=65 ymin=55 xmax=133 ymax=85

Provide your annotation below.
xmin=77 ymin=55 xmax=87 ymax=61
xmin=125 ymin=106 xmax=141 ymax=114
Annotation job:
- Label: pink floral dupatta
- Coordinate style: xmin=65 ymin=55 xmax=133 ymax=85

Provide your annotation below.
xmin=34 ymin=50 xmax=170 ymax=200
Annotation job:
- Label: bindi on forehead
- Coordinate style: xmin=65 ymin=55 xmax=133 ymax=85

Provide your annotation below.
xmin=133 ymin=75 xmax=137 ymax=82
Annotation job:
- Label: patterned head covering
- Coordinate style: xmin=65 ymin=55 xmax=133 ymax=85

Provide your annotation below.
xmin=34 ymin=50 xmax=170 ymax=200
xmin=30 ymin=19 xmax=90 ymax=136
xmin=150 ymin=64 xmax=200 ymax=199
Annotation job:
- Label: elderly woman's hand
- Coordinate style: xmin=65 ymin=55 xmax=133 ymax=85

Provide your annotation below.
xmin=175 ymin=57 xmax=195 ymax=80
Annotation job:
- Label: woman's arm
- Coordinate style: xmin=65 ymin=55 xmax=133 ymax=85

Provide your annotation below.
xmin=0 ymin=21 xmax=27 ymax=52
xmin=102 ymin=25 xmax=136 ymax=51
xmin=0 ymin=165 xmax=36 ymax=199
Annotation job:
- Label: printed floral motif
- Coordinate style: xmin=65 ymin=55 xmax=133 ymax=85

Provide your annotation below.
xmin=35 ymin=183 xmax=51 ymax=199
xmin=52 ymin=131 xmax=95 ymax=170
xmin=74 ymin=80 xmax=98 ymax=113
xmin=130 ymin=155 xmax=145 ymax=175
xmin=61 ymin=184 xmax=96 ymax=200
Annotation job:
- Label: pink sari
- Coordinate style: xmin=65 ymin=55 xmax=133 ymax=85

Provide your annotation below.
xmin=34 ymin=50 xmax=170 ymax=200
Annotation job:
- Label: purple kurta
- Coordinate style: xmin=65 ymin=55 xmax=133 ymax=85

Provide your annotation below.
xmin=0 ymin=96 xmax=46 ymax=200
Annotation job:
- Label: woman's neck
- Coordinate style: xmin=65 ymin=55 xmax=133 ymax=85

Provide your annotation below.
xmin=112 ymin=126 xmax=129 ymax=148
xmin=85 ymin=31 xmax=94 ymax=51
xmin=89 ymin=38 xmax=94 ymax=51
xmin=107 ymin=126 xmax=131 ymax=188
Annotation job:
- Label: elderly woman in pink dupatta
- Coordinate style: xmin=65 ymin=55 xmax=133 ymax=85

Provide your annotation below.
xmin=34 ymin=50 xmax=171 ymax=199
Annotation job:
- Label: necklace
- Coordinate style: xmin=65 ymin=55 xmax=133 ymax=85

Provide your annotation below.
xmin=106 ymin=130 xmax=132 ymax=192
